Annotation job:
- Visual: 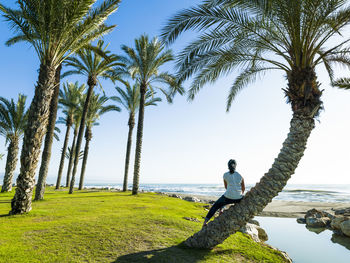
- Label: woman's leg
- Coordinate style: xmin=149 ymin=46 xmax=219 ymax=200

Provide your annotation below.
xmin=203 ymin=195 xmax=227 ymax=225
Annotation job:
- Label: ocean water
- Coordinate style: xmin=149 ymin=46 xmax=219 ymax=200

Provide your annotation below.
xmin=80 ymin=183 xmax=350 ymax=203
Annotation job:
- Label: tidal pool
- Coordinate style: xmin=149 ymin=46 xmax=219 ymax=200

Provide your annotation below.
xmin=255 ymin=216 xmax=350 ymax=263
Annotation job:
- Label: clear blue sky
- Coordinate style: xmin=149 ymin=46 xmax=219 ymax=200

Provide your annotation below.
xmin=0 ymin=0 xmax=349 ymax=185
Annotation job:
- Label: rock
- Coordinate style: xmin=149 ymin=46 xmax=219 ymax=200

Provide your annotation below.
xmin=333 ymin=207 xmax=350 ymax=216
xmin=340 ymin=220 xmax=350 ymax=237
xmin=305 ymin=208 xmax=334 ymax=220
xmin=169 ymin=194 xmax=182 ymax=199
xmin=240 ymin=223 xmax=260 ymax=242
xmin=183 ymin=217 xmax=200 ymax=223
xmin=297 ymin=218 xmax=306 ymax=224
xmin=256 ymin=226 xmax=268 ymax=242
xmin=240 ymin=223 xmax=268 ymax=243
xmin=305 ymin=217 xmax=331 ymax=228
xmin=330 ymin=216 xmax=349 ymax=231
xmin=248 ymin=219 xmax=260 ymax=226
xmin=183 ymin=196 xmax=200 ymax=202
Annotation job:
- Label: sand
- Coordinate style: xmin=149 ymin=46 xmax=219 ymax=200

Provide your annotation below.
xmin=167 ymin=193 xmax=350 ymax=218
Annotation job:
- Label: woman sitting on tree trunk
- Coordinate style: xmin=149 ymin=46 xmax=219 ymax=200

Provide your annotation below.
xmin=203 ymin=159 xmax=245 ymax=227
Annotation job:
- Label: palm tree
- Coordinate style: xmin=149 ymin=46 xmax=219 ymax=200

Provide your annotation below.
xmin=1 ymin=0 xmax=121 ymax=214
xmin=65 ymin=147 xmax=84 ymax=163
xmin=161 ymin=0 xmax=350 ymax=248
xmin=0 ymin=95 xmax=27 ymax=192
xmin=112 ymin=83 xmax=161 ymax=192
xmin=63 ymin=40 xmax=124 ymax=194
xmin=121 ymin=35 xmax=183 ymax=195
xmin=34 ymin=65 xmax=62 ymax=200
xmin=78 ymin=93 xmax=120 ymax=190
xmin=55 ymin=82 xmax=86 ymax=189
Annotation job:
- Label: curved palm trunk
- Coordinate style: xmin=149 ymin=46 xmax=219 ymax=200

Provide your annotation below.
xmin=35 ymin=65 xmax=62 ymax=200
xmin=69 ymin=80 xmax=95 ymax=194
xmin=78 ymin=126 xmax=92 ymax=190
xmin=185 ymin=68 xmax=322 ymax=248
xmin=185 ymin=115 xmax=315 ymax=248
xmin=123 ymin=114 xmax=135 ymax=192
xmin=132 ymin=84 xmax=146 ymax=195
xmin=66 ymin=127 xmax=78 ymax=188
xmin=10 ymin=63 xmax=56 ymax=214
xmin=56 ymin=119 xmax=72 ymax=189
xmin=1 ymin=139 xmax=19 ymax=192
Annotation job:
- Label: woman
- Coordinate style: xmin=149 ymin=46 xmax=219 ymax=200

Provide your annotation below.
xmin=203 ymin=159 xmax=245 ymax=227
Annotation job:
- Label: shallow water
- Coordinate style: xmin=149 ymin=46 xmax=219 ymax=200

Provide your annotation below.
xmin=256 ymin=217 xmax=350 ymax=263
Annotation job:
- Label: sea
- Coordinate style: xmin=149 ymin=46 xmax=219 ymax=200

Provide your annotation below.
xmin=80 ymin=183 xmax=350 ymax=203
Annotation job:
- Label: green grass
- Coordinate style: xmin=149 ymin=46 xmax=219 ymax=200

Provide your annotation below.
xmin=0 ymin=188 xmax=288 ymax=262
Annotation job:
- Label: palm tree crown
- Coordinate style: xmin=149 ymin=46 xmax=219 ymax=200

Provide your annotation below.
xmin=161 ymin=0 xmax=350 ymax=113
xmin=0 ymin=95 xmax=27 ymax=143
xmin=1 ymin=0 xmax=121 ymax=69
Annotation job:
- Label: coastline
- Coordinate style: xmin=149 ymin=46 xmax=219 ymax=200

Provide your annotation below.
xmin=166 ymin=192 xmax=350 ymax=218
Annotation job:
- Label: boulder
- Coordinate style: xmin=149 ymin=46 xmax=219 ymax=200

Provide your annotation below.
xmin=333 ymin=207 xmax=350 ymax=216
xmin=183 ymin=196 xmax=200 ymax=202
xmin=340 ymin=220 xmax=350 ymax=237
xmin=305 ymin=208 xmax=334 ymax=220
xmin=169 ymin=194 xmax=182 ymax=199
xmin=248 ymin=219 xmax=260 ymax=226
xmin=305 ymin=217 xmax=331 ymax=228
xmin=240 ymin=223 xmax=268 ymax=242
xmin=240 ymin=223 xmax=260 ymax=242
xmin=256 ymin=226 xmax=268 ymax=242
xmin=297 ymin=218 xmax=306 ymax=224
xmin=330 ymin=216 xmax=349 ymax=231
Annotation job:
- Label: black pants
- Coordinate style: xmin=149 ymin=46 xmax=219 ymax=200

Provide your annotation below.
xmin=205 ymin=195 xmax=242 ymax=220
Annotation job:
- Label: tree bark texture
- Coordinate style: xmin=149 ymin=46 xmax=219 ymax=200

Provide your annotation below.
xmin=66 ymin=127 xmax=78 ymax=188
xmin=35 ymin=64 xmax=62 ymax=200
xmin=1 ymin=139 xmax=19 ymax=192
xmin=132 ymin=84 xmax=146 ymax=195
xmin=184 ymin=115 xmax=315 ymax=248
xmin=78 ymin=126 xmax=92 ymax=190
xmin=123 ymin=114 xmax=135 ymax=192
xmin=55 ymin=119 xmax=71 ymax=189
xmin=69 ymin=80 xmax=95 ymax=194
xmin=10 ymin=63 xmax=56 ymax=214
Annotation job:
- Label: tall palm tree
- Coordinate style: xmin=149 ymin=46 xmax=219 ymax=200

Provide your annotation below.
xmin=78 ymin=93 xmax=120 ymax=190
xmin=161 ymin=0 xmax=350 ymax=248
xmin=35 ymin=65 xmax=62 ymax=200
xmin=1 ymin=0 xmax=121 ymax=214
xmin=121 ymin=35 xmax=183 ymax=195
xmin=65 ymin=93 xmax=86 ymax=189
xmin=63 ymin=40 xmax=124 ymax=194
xmin=112 ymin=83 xmax=161 ymax=192
xmin=0 ymin=95 xmax=27 ymax=192
xmin=55 ymin=82 xmax=86 ymax=189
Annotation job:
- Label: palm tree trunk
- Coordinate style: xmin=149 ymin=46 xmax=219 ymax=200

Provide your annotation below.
xmin=69 ymin=80 xmax=95 ymax=194
xmin=78 ymin=126 xmax=92 ymax=190
xmin=10 ymin=63 xmax=56 ymax=214
xmin=35 ymin=64 xmax=62 ymax=200
xmin=184 ymin=115 xmax=315 ymax=248
xmin=1 ymin=139 xmax=19 ymax=192
xmin=132 ymin=84 xmax=146 ymax=195
xmin=123 ymin=114 xmax=135 ymax=192
xmin=56 ymin=120 xmax=72 ymax=189
xmin=66 ymin=127 xmax=78 ymax=188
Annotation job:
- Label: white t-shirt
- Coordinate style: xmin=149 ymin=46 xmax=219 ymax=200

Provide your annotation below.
xmin=223 ymin=171 xmax=243 ymax=199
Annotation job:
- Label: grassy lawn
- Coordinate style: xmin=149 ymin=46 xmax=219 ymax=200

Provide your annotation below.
xmin=0 ymin=188 xmax=288 ymax=262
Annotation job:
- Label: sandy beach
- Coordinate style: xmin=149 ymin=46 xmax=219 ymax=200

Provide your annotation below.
xmin=169 ymin=193 xmax=350 ymax=218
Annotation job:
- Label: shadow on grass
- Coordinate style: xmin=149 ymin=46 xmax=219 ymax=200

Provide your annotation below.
xmin=113 ymin=243 xmax=212 ymax=263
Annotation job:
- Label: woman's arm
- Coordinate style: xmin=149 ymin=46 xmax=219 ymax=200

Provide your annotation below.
xmin=224 ymin=179 xmax=227 ymax=189
xmin=241 ymin=178 xmax=245 ymax=194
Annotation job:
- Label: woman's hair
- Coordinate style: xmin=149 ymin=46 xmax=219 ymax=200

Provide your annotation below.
xmin=228 ymin=159 xmax=236 ymax=174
